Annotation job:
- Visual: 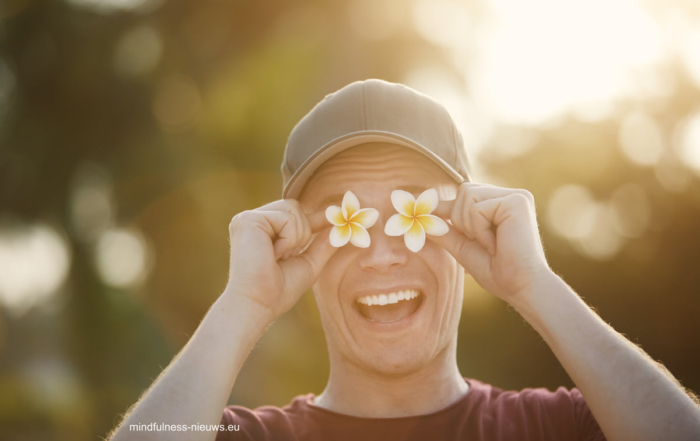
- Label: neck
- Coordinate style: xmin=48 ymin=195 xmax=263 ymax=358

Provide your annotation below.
xmin=313 ymin=339 xmax=469 ymax=418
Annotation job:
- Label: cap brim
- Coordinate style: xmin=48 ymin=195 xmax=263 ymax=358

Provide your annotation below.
xmin=282 ymin=130 xmax=467 ymax=199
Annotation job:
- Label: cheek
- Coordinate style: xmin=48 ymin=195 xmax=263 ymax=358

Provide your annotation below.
xmin=422 ymin=241 xmax=461 ymax=280
xmin=313 ymin=248 xmax=353 ymax=307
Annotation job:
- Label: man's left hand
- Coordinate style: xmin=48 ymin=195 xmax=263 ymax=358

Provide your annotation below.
xmin=431 ymin=182 xmax=552 ymax=304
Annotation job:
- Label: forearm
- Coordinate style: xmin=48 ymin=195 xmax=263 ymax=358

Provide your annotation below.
xmin=513 ymin=271 xmax=700 ymax=441
xmin=109 ymin=291 xmax=273 ymax=441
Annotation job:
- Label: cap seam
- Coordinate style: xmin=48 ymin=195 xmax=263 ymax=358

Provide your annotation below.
xmin=443 ymin=107 xmax=458 ymax=167
xmin=282 ymin=131 xmax=464 ymax=198
xmin=361 ymin=82 xmax=367 ymax=130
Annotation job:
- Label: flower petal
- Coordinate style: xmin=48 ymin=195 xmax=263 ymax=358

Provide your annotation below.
xmin=325 ymin=205 xmax=347 ymax=226
xmin=417 ymin=214 xmax=449 ymax=236
xmin=404 ymin=219 xmax=426 ymax=252
xmin=329 ymin=224 xmax=351 ymax=247
xmin=349 ymin=223 xmax=371 ymax=248
xmin=391 ymin=190 xmax=416 ymax=217
xmin=350 ymin=208 xmax=379 ymax=228
xmin=384 ymin=214 xmax=414 ymax=236
xmin=342 ymin=191 xmax=360 ymax=220
xmin=415 ymin=188 xmax=439 ymax=215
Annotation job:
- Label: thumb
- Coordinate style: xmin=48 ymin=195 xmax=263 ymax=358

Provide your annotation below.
xmin=279 ymin=227 xmax=337 ymax=295
xmin=427 ymin=227 xmax=491 ymax=273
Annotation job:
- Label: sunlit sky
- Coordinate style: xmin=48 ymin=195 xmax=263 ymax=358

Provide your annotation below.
xmin=56 ymin=0 xmax=700 ymax=166
xmin=1 ymin=0 xmax=699 ymax=311
xmin=472 ymin=0 xmax=664 ymax=125
xmin=407 ymin=0 xmax=700 ymax=145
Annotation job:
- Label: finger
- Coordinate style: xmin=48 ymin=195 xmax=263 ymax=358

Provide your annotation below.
xmin=279 ymin=227 xmax=338 ymax=294
xmin=425 ymin=183 xmax=490 ymax=219
xmin=287 ymin=203 xmax=305 ymax=260
xmin=257 ymin=198 xmax=294 ymax=211
xmin=447 ymin=183 xmax=530 ymax=240
xmin=471 ymin=201 xmax=497 ymax=256
xmin=287 ymin=206 xmax=312 ymax=259
xmin=427 ymin=226 xmax=492 ymax=273
xmin=293 ymin=210 xmax=313 ymax=258
xmin=258 ymin=199 xmax=327 ymax=234
xmin=453 ymin=183 xmax=478 ymax=239
xmin=264 ymin=212 xmax=298 ymax=261
xmin=238 ymin=210 xmax=302 ymax=260
xmin=255 ymin=199 xmax=307 ymax=260
xmin=287 ymin=210 xmax=328 ymax=259
xmin=433 ymin=199 xmax=454 ymax=219
xmin=470 ymin=193 xmax=529 ymax=256
xmin=307 ymin=210 xmax=329 ymax=233
xmin=460 ymin=184 xmax=534 ymax=204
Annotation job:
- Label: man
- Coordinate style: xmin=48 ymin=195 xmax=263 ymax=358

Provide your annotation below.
xmin=109 ymin=79 xmax=700 ymax=441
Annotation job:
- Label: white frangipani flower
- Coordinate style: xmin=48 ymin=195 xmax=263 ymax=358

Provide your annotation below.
xmin=325 ymin=191 xmax=379 ymax=248
xmin=384 ymin=188 xmax=449 ymax=252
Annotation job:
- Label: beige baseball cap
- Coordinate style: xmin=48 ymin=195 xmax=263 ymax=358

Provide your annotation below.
xmin=281 ymin=79 xmax=472 ymax=199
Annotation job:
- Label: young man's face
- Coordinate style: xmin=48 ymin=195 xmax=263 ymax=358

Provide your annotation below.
xmin=299 ymin=143 xmax=464 ymax=376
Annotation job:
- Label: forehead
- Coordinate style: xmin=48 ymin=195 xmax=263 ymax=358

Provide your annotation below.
xmin=298 ymin=142 xmax=457 ymax=208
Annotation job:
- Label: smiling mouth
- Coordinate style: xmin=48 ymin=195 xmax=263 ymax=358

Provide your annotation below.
xmin=354 ymin=289 xmax=424 ymax=323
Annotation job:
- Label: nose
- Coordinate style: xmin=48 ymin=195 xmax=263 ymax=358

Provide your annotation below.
xmin=358 ymin=221 xmax=409 ymax=273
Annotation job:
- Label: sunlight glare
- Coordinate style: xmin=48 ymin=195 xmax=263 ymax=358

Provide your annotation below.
xmin=675 ymin=111 xmax=700 ymax=175
xmin=113 ymin=25 xmax=162 ymax=77
xmin=618 ymin=111 xmax=664 ymax=167
xmin=95 ymin=228 xmax=150 ymax=288
xmin=473 ymin=0 xmax=662 ymax=125
xmin=0 ymin=224 xmax=71 ymax=316
xmin=547 ymin=184 xmax=597 ymax=240
xmin=412 ymin=0 xmax=471 ymax=49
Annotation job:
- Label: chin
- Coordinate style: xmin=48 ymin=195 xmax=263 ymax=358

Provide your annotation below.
xmin=355 ymin=343 xmax=434 ymax=377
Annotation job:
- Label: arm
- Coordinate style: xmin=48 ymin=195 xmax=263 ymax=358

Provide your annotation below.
xmin=107 ymin=201 xmax=334 ymax=441
xmin=431 ymin=182 xmax=700 ymax=441
xmin=513 ymin=271 xmax=700 ymax=441
xmin=107 ymin=293 xmax=271 ymax=441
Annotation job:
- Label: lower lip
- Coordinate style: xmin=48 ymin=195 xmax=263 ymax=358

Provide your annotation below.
xmin=352 ymin=293 xmax=426 ymax=332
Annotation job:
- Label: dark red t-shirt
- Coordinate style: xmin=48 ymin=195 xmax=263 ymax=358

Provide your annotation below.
xmin=216 ymin=377 xmax=607 ymax=441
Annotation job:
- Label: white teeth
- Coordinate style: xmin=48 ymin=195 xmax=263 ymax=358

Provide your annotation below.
xmin=355 ymin=289 xmax=420 ymax=306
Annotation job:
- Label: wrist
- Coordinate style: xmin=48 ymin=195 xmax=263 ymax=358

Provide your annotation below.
xmin=218 ymin=288 xmax=277 ymax=329
xmin=510 ymin=270 xmax=573 ymax=332
xmin=189 ymin=290 xmax=276 ymax=358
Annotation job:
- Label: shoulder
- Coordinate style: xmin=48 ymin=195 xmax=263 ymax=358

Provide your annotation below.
xmin=465 ymin=378 xmax=606 ymax=441
xmin=216 ymin=394 xmax=314 ymax=441
xmin=469 ymin=377 xmax=587 ymax=410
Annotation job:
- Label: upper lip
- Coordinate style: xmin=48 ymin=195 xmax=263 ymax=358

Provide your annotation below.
xmin=349 ymin=285 xmax=425 ymax=302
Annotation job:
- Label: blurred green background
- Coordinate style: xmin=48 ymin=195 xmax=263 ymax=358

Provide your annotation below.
xmin=1 ymin=0 xmax=700 ymax=439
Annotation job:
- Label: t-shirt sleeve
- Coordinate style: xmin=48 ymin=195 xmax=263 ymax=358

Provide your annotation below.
xmin=215 ymin=404 xmax=298 ymax=441
xmin=215 ymin=406 xmax=257 ymax=441
xmin=502 ymin=385 xmax=608 ymax=441
xmin=570 ymin=388 xmax=608 ymax=441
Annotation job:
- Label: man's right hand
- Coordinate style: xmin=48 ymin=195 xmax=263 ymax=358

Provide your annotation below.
xmin=225 ymin=199 xmax=335 ymax=322
xmin=108 ymin=199 xmax=333 ymax=441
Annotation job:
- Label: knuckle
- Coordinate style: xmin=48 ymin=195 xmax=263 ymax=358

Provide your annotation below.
xmin=458 ymin=182 xmax=472 ymax=196
xmin=286 ymin=198 xmax=302 ymax=210
xmin=518 ymin=189 xmax=535 ymax=204
xmin=282 ymin=198 xmax=302 ymax=214
xmin=229 ymin=210 xmax=254 ymax=231
xmin=510 ymin=192 xmax=531 ymax=207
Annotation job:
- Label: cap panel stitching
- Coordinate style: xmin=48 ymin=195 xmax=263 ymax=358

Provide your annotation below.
xmin=361 ymin=82 xmax=367 ymax=130
xmin=444 ymin=107 xmax=458 ymax=167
